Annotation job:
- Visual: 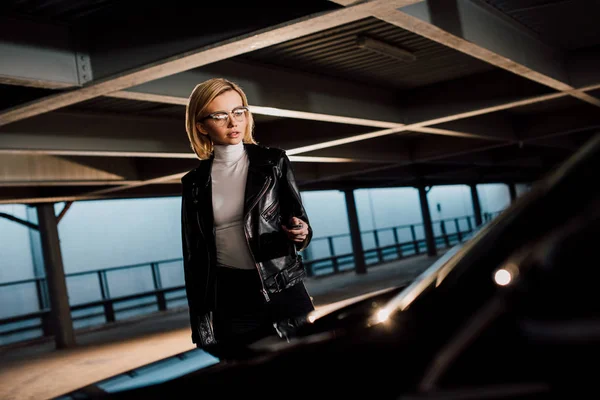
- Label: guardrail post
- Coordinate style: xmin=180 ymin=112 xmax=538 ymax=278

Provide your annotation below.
xmin=344 ymin=189 xmax=367 ymax=274
xmin=455 ymin=218 xmax=462 ymax=242
xmin=393 ymin=228 xmax=403 ymax=258
xmin=470 ymin=184 xmax=483 ymax=227
xmin=417 ymin=185 xmax=437 ymax=257
xmin=374 ymin=230 xmax=382 ymax=262
xmin=151 ymin=263 xmax=167 ymax=311
xmin=98 ymin=271 xmax=115 ymax=322
xmin=410 ymin=225 xmax=419 ymax=254
xmin=34 ymin=277 xmax=52 ymax=336
xmin=327 ymin=237 xmax=339 ymax=273
xmin=440 ymin=220 xmax=449 ymax=247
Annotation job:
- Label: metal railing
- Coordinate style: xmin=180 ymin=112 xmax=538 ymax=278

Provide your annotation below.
xmin=302 ymin=213 xmax=499 ymax=276
xmin=0 ymin=211 xmax=502 ymax=345
xmin=0 ymin=258 xmax=188 ymax=345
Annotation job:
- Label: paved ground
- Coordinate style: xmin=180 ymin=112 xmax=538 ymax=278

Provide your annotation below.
xmin=0 ymin=252 xmax=445 ymax=400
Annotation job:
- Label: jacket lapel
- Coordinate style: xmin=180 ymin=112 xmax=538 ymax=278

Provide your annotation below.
xmin=191 ymin=157 xmax=214 ymax=237
xmin=244 ymin=145 xmax=273 ymax=217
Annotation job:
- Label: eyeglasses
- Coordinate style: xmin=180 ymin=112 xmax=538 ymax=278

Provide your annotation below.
xmin=199 ymin=106 xmax=249 ymax=127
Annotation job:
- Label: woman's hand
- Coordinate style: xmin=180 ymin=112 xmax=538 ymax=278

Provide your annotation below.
xmin=282 ymin=217 xmax=309 ymax=243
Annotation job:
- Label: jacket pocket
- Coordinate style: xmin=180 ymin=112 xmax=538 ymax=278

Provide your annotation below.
xmin=276 ymin=257 xmax=306 ymax=290
xmin=286 ymin=257 xmax=307 ymax=285
xmin=262 ymin=199 xmax=280 ymax=222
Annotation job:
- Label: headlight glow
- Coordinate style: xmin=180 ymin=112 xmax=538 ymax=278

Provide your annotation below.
xmin=494 ymin=268 xmax=512 ymax=286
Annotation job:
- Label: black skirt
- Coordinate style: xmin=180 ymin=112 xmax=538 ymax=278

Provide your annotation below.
xmin=212 ymin=266 xmax=314 ymax=347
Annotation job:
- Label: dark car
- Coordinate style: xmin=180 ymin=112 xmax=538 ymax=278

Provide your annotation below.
xmin=59 ymin=133 xmax=600 ymax=399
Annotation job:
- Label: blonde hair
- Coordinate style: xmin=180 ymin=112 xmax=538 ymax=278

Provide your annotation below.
xmin=185 ymin=78 xmax=257 ymax=160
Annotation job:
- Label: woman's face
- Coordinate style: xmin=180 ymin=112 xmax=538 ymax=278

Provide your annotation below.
xmin=197 ymin=90 xmax=248 ymax=146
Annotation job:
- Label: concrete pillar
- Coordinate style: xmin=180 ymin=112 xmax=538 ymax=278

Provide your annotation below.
xmin=343 ymin=189 xmax=367 ymax=275
xmin=470 ymin=184 xmax=483 ymax=227
xmin=507 ymin=182 xmax=517 ymax=203
xmin=36 ymin=203 xmax=76 ymax=349
xmin=26 ymin=207 xmax=52 ymax=335
xmin=417 ymin=185 xmax=437 ymax=257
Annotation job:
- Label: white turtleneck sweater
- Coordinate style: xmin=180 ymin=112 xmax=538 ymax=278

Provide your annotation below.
xmin=211 ymin=142 xmax=255 ymax=270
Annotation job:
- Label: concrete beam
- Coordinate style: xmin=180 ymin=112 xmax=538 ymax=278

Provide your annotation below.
xmin=104 ymin=69 xmax=575 ymax=157
xmin=0 ymin=112 xmax=191 ymax=157
xmin=427 ymin=113 xmax=516 ymax=141
xmin=0 ymin=183 xmax=183 ymax=205
xmin=2 ymin=74 xmax=586 ymax=200
xmin=374 ymin=0 xmax=600 ymax=107
xmin=0 ymin=154 xmax=137 ymax=184
xmin=395 ymin=69 xmax=556 ymax=124
xmin=301 ymin=138 xmax=507 ymax=184
xmin=300 ymin=123 xmax=585 ymax=185
xmin=111 ymin=65 xmax=557 ymax=123
xmin=0 ymin=111 xmax=396 ymax=164
xmin=313 ymin=145 xmax=516 ymax=185
xmin=397 ymin=0 xmax=568 ymax=84
xmin=0 ymin=0 xmax=422 ymax=127
xmin=0 ymin=17 xmax=86 ymax=89
xmin=110 ymin=64 xmax=550 ymax=135
xmin=427 ymin=153 xmax=545 ymax=168
xmin=109 ymin=59 xmax=405 ymax=125
xmin=0 ymin=93 xmax=517 ymax=162
xmin=85 ymin=2 xmax=342 ymax=81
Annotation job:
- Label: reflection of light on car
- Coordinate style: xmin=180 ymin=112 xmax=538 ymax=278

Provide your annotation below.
xmin=494 ymin=268 xmax=512 ymax=286
xmin=306 ymin=288 xmax=396 ymax=324
xmin=374 ymin=308 xmax=391 ymax=324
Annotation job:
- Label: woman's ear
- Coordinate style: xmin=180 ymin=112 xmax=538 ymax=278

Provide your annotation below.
xmin=196 ymin=122 xmax=208 ymax=136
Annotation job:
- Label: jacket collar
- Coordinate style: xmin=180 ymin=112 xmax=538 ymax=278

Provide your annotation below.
xmin=190 ymin=144 xmax=274 ymax=216
xmin=192 ymin=144 xmax=272 ymax=182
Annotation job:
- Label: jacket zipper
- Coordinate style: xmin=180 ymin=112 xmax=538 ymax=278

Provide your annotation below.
xmin=244 ymin=176 xmax=272 ymax=302
xmin=262 ymin=199 xmax=279 ymax=221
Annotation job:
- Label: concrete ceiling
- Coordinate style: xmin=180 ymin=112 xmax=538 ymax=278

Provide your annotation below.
xmin=1 ymin=0 xmax=599 ymax=205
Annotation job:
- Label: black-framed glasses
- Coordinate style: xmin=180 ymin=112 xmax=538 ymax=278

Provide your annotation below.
xmin=199 ymin=106 xmax=249 ymax=127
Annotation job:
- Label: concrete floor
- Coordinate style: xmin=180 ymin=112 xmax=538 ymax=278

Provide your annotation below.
xmin=0 ymin=252 xmax=445 ymax=400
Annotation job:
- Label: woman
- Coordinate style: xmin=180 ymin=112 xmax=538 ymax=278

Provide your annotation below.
xmin=181 ymin=78 xmax=315 ymax=358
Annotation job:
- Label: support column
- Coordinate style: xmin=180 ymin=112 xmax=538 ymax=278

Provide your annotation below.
xmin=507 ymin=182 xmax=517 ymax=203
xmin=417 ymin=185 xmax=437 ymax=257
xmin=470 ymin=184 xmax=483 ymax=227
xmin=36 ymin=203 xmax=76 ymax=349
xmin=343 ymin=189 xmax=367 ymax=275
xmin=26 ymin=207 xmax=52 ymax=336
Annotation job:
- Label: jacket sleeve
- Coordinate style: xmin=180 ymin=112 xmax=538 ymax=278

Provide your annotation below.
xmin=181 ymin=183 xmax=217 ymax=347
xmin=181 ymin=188 xmax=200 ymax=343
xmin=279 ymin=151 xmax=313 ymax=252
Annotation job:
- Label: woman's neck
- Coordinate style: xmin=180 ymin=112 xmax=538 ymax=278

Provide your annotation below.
xmin=213 ymin=141 xmax=244 ymax=163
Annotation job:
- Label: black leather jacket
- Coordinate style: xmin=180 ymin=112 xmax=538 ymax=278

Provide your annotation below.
xmin=180 ymin=144 xmax=312 ymax=346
